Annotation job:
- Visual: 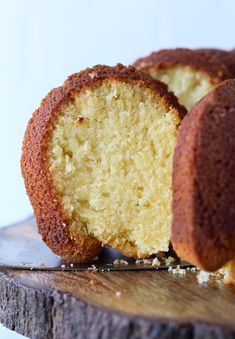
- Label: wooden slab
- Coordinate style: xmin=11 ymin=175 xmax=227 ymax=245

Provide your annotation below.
xmin=0 ymin=219 xmax=235 ymax=338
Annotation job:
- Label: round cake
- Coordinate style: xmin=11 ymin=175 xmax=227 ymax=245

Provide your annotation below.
xmin=133 ymin=48 xmax=232 ymax=110
xmin=21 ymin=64 xmax=186 ymax=262
xmin=172 ymin=79 xmax=235 ymax=271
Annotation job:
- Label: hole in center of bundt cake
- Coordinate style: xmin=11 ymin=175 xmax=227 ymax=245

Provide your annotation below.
xmin=48 ymin=80 xmax=180 ymax=257
xmin=148 ymin=66 xmax=216 ymax=110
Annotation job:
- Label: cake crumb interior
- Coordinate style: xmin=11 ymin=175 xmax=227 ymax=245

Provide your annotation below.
xmin=148 ymin=66 xmax=216 ymax=109
xmin=48 ymin=80 xmax=180 ymax=257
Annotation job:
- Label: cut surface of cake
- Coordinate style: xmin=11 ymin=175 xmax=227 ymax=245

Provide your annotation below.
xmin=172 ymin=79 xmax=235 ymax=272
xmin=21 ymin=64 xmax=186 ymax=261
xmin=133 ymin=48 xmax=232 ymax=110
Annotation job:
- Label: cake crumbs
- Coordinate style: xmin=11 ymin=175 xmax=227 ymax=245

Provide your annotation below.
xmin=38 ymin=260 xmax=45 ymax=267
xmin=115 ymin=291 xmax=122 ymax=297
xmin=86 ymin=266 xmax=98 ymax=274
xmin=143 ymin=259 xmax=153 ymax=265
xmin=135 ymin=259 xmax=143 ymax=265
xmin=152 ymin=257 xmax=161 ymax=267
xmin=113 ymin=259 xmax=129 ymax=266
xmin=196 ymin=266 xmax=235 ymax=285
xmin=221 ymin=266 xmax=235 ymax=284
xmin=135 ymin=257 xmax=162 ymax=266
xmin=196 ymin=270 xmax=214 ymax=284
xmin=168 ymin=264 xmax=186 ymax=276
xmin=135 ymin=258 xmax=152 ymax=265
xmin=164 ymin=256 xmax=175 ymax=266
xmin=167 ymin=264 xmax=232 ymax=285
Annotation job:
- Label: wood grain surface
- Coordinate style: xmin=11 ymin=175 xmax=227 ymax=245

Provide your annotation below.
xmin=0 ymin=218 xmax=235 ymax=338
xmin=1 ymin=267 xmax=235 ymax=338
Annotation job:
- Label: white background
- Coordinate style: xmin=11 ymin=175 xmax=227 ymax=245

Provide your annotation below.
xmin=0 ymin=0 xmax=235 ymax=337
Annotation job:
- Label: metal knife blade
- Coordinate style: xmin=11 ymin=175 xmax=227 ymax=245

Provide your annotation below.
xmin=0 ymin=216 xmax=189 ymax=272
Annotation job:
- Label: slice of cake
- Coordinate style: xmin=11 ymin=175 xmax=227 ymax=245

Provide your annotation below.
xmin=21 ymin=64 xmax=186 ymax=262
xmin=172 ymin=79 xmax=235 ymax=272
xmin=133 ymin=48 xmax=232 ymax=110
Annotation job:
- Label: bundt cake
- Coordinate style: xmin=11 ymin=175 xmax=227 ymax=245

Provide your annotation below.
xmin=21 ymin=64 xmax=186 ymax=262
xmin=133 ymin=48 xmax=232 ymax=110
xmin=172 ymin=79 xmax=235 ymax=272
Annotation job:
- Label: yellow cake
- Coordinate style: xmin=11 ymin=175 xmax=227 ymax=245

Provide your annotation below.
xmin=21 ymin=64 xmax=186 ymax=261
xmin=133 ymin=48 xmax=232 ymax=110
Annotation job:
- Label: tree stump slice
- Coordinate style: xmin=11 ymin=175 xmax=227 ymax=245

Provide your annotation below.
xmin=0 ymin=268 xmax=235 ymax=339
xmin=0 ymin=218 xmax=235 ymax=339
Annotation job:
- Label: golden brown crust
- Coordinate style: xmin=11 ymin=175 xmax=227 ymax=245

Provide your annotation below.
xmin=197 ymin=48 xmax=235 ymax=78
xmin=21 ymin=64 xmax=186 ymax=261
xmin=21 ymin=87 xmax=102 ymax=262
xmin=63 ymin=64 xmax=187 ymax=119
xmin=133 ymin=48 xmax=232 ymax=83
xmin=172 ymin=79 xmax=235 ymax=271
